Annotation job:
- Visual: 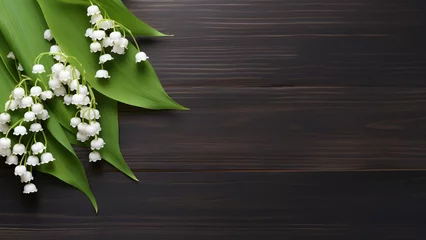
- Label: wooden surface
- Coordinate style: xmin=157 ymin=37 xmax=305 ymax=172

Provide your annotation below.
xmin=1 ymin=0 xmax=426 ymax=239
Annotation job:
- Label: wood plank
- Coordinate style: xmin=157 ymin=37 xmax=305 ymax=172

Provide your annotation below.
xmin=1 ymin=171 xmax=426 ymax=239
xmin=63 ymin=87 xmax=426 ymax=171
xmin=123 ymin=0 xmax=426 ymax=87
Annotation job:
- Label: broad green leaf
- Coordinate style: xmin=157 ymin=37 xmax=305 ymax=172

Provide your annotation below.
xmin=0 ymin=58 xmax=17 ymax=105
xmin=37 ymin=0 xmax=187 ymax=110
xmin=58 ymin=0 xmax=168 ymax=36
xmin=0 ymin=33 xmax=19 ymax=84
xmin=0 ymin=0 xmax=79 ymax=134
xmin=37 ymin=131 xmax=98 ymax=212
xmin=96 ymin=92 xmax=138 ymax=181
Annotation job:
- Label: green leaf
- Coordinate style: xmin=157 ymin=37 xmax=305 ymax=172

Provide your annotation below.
xmin=96 ymin=92 xmax=138 ymax=181
xmin=0 ymin=33 xmax=19 ymax=85
xmin=0 ymin=0 xmax=97 ymax=211
xmin=59 ymin=0 xmax=168 ymax=36
xmin=0 ymin=0 xmax=78 ymax=134
xmin=0 ymin=58 xmax=17 ymax=105
xmin=37 ymin=131 xmax=98 ymax=213
xmin=37 ymin=0 xmax=187 ymax=110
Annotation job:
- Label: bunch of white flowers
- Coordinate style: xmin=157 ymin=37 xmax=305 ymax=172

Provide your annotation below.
xmin=44 ymin=29 xmax=105 ymax=163
xmin=1 ymin=52 xmax=57 ymax=194
xmin=85 ymin=4 xmax=149 ymax=79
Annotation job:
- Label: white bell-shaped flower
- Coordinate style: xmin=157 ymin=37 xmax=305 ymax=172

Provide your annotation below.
xmin=63 ymin=94 xmax=73 ymax=105
xmin=92 ymin=121 xmax=101 ymax=131
xmin=136 ymin=52 xmax=149 ymax=62
xmin=12 ymin=143 xmax=26 ymax=155
xmin=40 ymin=90 xmax=53 ymax=101
xmin=48 ymin=77 xmax=62 ymax=90
xmin=30 ymin=86 xmax=43 ymax=97
xmin=13 ymin=87 xmax=25 ymax=99
xmin=23 ymin=183 xmax=38 ymax=194
xmin=44 ymin=29 xmax=53 ymax=41
xmin=89 ymin=151 xmax=102 ymax=162
xmin=51 ymin=63 xmax=65 ymax=73
xmin=86 ymin=122 xmax=101 ymax=136
xmin=78 ymin=85 xmax=89 ymax=96
xmin=77 ymin=132 xmax=89 ymax=142
xmin=15 ymin=98 xmax=24 ymax=109
xmin=27 ymin=155 xmax=40 ymax=166
xmin=0 ymin=123 xmax=9 ymax=134
xmin=53 ymin=85 xmax=67 ymax=97
xmin=32 ymin=64 xmax=45 ymax=74
xmin=83 ymin=96 xmax=91 ymax=106
xmin=85 ymin=28 xmax=94 ymax=38
xmin=85 ymin=125 xmax=97 ymax=137
xmin=18 ymin=64 xmax=24 ymax=72
xmin=0 ymin=137 xmax=11 ymax=149
xmin=90 ymin=14 xmax=103 ymax=24
xmin=92 ymin=30 xmax=106 ymax=40
xmin=5 ymin=100 xmax=18 ymax=111
xmin=31 ymin=103 xmax=44 ymax=114
xmin=69 ymin=80 xmax=79 ymax=91
xmin=29 ymin=123 xmax=43 ymax=133
xmin=0 ymin=147 xmax=11 ymax=157
xmin=72 ymin=94 xmax=85 ymax=105
xmin=7 ymin=52 xmax=15 ymax=60
xmin=37 ymin=110 xmax=50 ymax=121
xmin=0 ymin=113 xmax=11 ymax=124
xmin=99 ymin=19 xmax=114 ymax=30
xmin=5 ymin=155 xmax=18 ymax=165
xmin=40 ymin=152 xmax=55 ymax=164
xmin=80 ymin=107 xmax=96 ymax=120
xmin=87 ymin=5 xmax=101 ymax=16
xmin=70 ymin=117 xmax=82 ymax=128
xmin=102 ymin=37 xmax=114 ymax=47
xmin=20 ymin=96 xmax=34 ymax=108
xmin=13 ymin=126 xmax=27 ymax=136
xmin=14 ymin=165 xmax=27 ymax=176
xmin=95 ymin=69 xmax=110 ymax=79
xmin=50 ymin=45 xmax=61 ymax=55
xmin=90 ymin=138 xmax=105 ymax=150
xmin=99 ymin=54 xmax=114 ymax=64
xmin=110 ymin=31 xmax=121 ymax=42
xmin=119 ymin=38 xmax=129 ymax=49
xmin=90 ymin=42 xmax=102 ymax=53
xmin=111 ymin=45 xmax=125 ymax=55
xmin=31 ymin=142 xmax=46 ymax=155
xmin=21 ymin=171 xmax=34 ymax=183
xmin=24 ymin=111 xmax=36 ymax=122
xmin=77 ymin=122 xmax=88 ymax=134
xmin=58 ymin=69 xmax=71 ymax=82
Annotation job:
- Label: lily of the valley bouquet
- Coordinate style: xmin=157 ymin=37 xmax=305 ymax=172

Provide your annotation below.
xmin=0 ymin=0 xmax=185 ymax=212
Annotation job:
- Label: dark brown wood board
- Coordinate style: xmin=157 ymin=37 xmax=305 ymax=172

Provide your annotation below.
xmin=1 ymin=0 xmax=426 ymax=239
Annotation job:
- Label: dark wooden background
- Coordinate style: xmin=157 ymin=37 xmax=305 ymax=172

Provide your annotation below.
xmin=1 ymin=0 xmax=426 ymax=239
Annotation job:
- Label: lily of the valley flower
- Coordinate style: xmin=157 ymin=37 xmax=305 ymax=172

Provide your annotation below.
xmin=95 ymin=69 xmax=110 ymax=78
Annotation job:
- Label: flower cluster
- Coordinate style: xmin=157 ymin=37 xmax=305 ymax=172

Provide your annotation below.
xmin=43 ymin=30 xmax=105 ymax=162
xmin=0 ymin=53 xmax=57 ymax=194
xmin=85 ymin=4 xmax=149 ymax=79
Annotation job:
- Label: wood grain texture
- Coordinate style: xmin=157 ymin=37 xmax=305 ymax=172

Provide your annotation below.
xmin=1 ymin=0 xmax=426 ymax=239
xmin=127 ymin=0 xmax=426 ymax=87
xmin=85 ymin=87 xmax=426 ymax=171
xmin=1 ymin=171 xmax=426 ymax=240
